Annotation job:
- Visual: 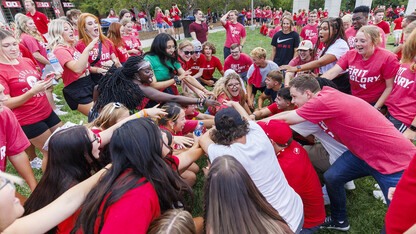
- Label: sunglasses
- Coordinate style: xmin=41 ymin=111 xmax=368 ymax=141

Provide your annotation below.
xmin=194 ymin=50 xmax=202 ymax=54
xmin=182 ymin=50 xmax=195 ymax=55
xmin=0 ymin=178 xmax=15 ymax=191
xmin=90 ymin=133 xmax=100 ymax=144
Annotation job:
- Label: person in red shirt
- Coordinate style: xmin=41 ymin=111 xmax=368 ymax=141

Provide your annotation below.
xmin=24 ymin=0 xmax=49 ymax=37
xmin=187 ymin=40 xmax=205 ymax=80
xmin=246 ymin=10 xmax=252 ymax=25
xmin=251 ymin=87 xmax=295 ymax=120
xmin=268 ymin=74 xmax=416 ymax=231
xmin=177 ymin=40 xmax=193 ymax=70
xmin=392 ymin=13 xmax=404 ymax=46
xmin=258 ymin=119 xmax=325 ymax=232
xmin=76 ymin=13 xmax=122 ymax=85
xmin=254 ymin=6 xmax=262 ymax=27
xmin=372 ymin=8 xmax=390 ymax=41
xmin=200 ymin=42 xmax=224 ymax=86
xmin=284 ymin=40 xmax=317 ymax=86
xmin=0 ymin=29 xmax=63 ymax=171
xmin=163 ymin=10 xmax=174 ymax=36
xmin=138 ymin=10 xmax=147 ymax=31
xmin=322 ymin=25 xmax=399 ymax=109
xmin=221 ymin=10 xmax=247 ymax=60
xmin=300 ymin=10 xmax=318 ymax=45
xmin=170 ymin=4 xmax=182 ymax=40
xmin=107 ymin=22 xmax=129 ymax=64
xmin=107 ymin=8 xmax=117 ymax=18
xmin=223 ymin=43 xmax=253 ymax=81
xmin=393 ymin=15 xmax=416 ymax=60
xmin=121 ymin=19 xmax=142 ymax=56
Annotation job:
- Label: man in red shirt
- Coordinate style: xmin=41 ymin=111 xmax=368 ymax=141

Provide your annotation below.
xmin=300 ymin=10 xmax=318 ymax=45
xmin=220 ymin=10 xmax=246 ymax=60
xmin=223 ymin=43 xmax=253 ymax=81
xmin=24 ymin=0 xmax=49 ymax=37
xmin=392 ymin=12 xmax=404 ymax=46
xmin=372 ymin=8 xmax=390 ymax=41
xmin=268 ymin=74 xmax=416 ymax=231
xmin=170 ymin=4 xmax=182 ymax=40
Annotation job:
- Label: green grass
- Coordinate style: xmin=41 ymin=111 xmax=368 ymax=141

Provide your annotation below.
xmin=7 ymin=27 xmax=400 ymax=233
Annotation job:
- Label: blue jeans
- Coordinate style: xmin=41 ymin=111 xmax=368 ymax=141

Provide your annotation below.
xmin=224 ymin=46 xmax=231 ymax=60
xmin=324 ymin=150 xmax=404 ymax=221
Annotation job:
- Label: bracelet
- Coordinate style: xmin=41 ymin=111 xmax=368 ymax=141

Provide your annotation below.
xmin=173 ymin=75 xmax=181 ymax=85
xmin=142 ymin=109 xmax=148 ymax=117
xmin=135 ymin=112 xmax=141 ymax=118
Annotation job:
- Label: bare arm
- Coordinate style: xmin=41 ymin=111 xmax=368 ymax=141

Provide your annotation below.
xmin=271 ymin=46 xmax=276 ymax=60
xmin=190 ymin=32 xmax=197 ymax=41
xmin=65 ymin=38 xmax=99 ymax=74
xmin=285 ymin=71 xmax=295 ymax=86
xmin=32 ymin=51 xmax=50 ymax=65
xmin=220 ymin=11 xmax=230 ymax=25
xmin=176 ymin=146 xmax=204 ymax=173
xmin=9 ymin=152 xmax=37 ymax=191
xmin=257 ymin=93 xmax=269 ymax=109
xmin=293 ymin=48 xmax=298 ymax=59
xmin=246 ymin=82 xmax=254 ymax=109
xmin=321 ymin=64 xmax=344 ymax=80
xmin=3 ymin=79 xmax=52 ymax=109
xmin=224 ymin=100 xmax=250 ymax=120
xmin=240 ymin=36 xmax=246 ymax=49
xmin=252 ymin=107 xmax=272 ymax=120
xmin=149 ymin=76 xmax=176 ymax=90
xmin=373 ymin=78 xmax=394 ymax=109
xmin=199 ymin=129 xmax=214 ymax=154
xmin=281 ymin=53 xmax=338 ymax=72
xmin=403 ymin=115 xmax=416 ymax=142
xmin=393 ymin=44 xmax=403 ymax=54
xmin=261 ymin=109 xmax=306 ymax=125
xmin=111 ymin=53 xmax=122 ymax=68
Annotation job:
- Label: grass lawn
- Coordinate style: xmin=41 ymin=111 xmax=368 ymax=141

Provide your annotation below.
xmin=7 ymin=27 xmax=401 ymax=233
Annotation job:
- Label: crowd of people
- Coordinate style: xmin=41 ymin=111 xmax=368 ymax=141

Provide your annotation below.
xmin=1 ymin=1 xmax=416 ymax=234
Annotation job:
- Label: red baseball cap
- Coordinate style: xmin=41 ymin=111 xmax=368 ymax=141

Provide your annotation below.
xmin=258 ymin=120 xmax=293 ymax=146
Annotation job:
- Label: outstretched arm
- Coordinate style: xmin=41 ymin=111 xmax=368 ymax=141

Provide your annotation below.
xmin=261 ymin=109 xmax=306 ymax=125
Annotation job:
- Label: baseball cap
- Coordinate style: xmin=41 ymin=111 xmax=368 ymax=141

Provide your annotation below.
xmin=297 ymin=40 xmax=313 ymax=51
xmin=258 ymin=119 xmax=293 ymax=146
xmin=191 ymin=40 xmax=202 ymax=51
xmin=214 ymin=107 xmax=245 ymax=130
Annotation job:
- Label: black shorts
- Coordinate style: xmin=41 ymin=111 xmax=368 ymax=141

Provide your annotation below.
xmin=62 ymin=75 xmax=94 ymax=110
xmin=261 ymin=18 xmax=267 ymax=23
xmin=251 ymin=86 xmax=266 ymax=94
xmin=173 ymin=20 xmax=182 ymax=28
xmin=255 ymin=17 xmax=260 ymax=22
xmin=21 ymin=111 xmax=61 ymax=139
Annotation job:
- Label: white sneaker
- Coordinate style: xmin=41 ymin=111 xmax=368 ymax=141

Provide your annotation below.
xmin=30 ymin=157 xmax=42 ymax=169
xmin=374 ymin=183 xmax=381 ymax=190
xmin=54 ymin=109 xmax=68 ymax=116
xmin=373 ymin=190 xmax=387 ymax=204
xmin=56 ymin=104 xmax=64 ymax=108
xmin=344 ymin=180 xmax=356 ymax=190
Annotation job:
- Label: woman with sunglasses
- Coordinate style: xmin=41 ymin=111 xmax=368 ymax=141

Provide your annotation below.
xmin=177 ymin=40 xmax=194 ymax=70
xmin=22 ymin=106 xmax=165 ymax=233
xmin=144 ymin=33 xmax=213 ymax=98
xmin=90 ymin=56 xmax=219 ymax=121
xmin=75 ymin=13 xmax=122 ymax=85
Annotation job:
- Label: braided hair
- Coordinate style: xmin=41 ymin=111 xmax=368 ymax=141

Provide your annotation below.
xmin=94 ymin=56 xmax=146 ymax=111
xmin=144 ymin=33 xmax=179 ymax=78
xmin=314 ymin=17 xmax=346 ymax=58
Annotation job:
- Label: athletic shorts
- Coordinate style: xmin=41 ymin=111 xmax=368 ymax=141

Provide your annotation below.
xmin=157 ymin=23 xmax=163 ymax=28
xmin=173 ymin=20 xmax=182 ymax=28
xmin=140 ymin=18 xmax=146 ymax=25
xmin=261 ymin=18 xmax=267 ymax=23
xmin=393 ymin=29 xmax=402 ymax=39
xmin=255 ymin=17 xmax=260 ymax=22
xmin=21 ymin=111 xmax=61 ymax=139
xmin=62 ymin=75 xmax=94 ymax=110
xmin=251 ymin=85 xmax=266 ymax=94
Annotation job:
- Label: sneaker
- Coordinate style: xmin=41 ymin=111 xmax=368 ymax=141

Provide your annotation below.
xmin=30 ymin=157 xmax=42 ymax=169
xmin=373 ymin=190 xmax=387 ymax=204
xmin=54 ymin=109 xmax=68 ymax=116
xmin=344 ymin=180 xmax=356 ymax=190
xmin=56 ymin=104 xmax=64 ymax=108
xmin=321 ymin=216 xmax=350 ymax=231
xmin=374 ymin=183 xmax=381 ymax=190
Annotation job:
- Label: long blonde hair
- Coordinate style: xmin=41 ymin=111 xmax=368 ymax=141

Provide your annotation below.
xmin=87 ymin=102 xmax=129 ymax=130
xmin=213 ymin=72 xmax=246 ymax=102
xmin=15 ymin=15 xmax=44 ymax=43
xmin=48 ymin=19 xmax=73 ymax=51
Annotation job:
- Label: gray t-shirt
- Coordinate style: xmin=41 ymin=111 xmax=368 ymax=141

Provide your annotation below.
xmin=247 ymin=61 xmax=279 ymax=87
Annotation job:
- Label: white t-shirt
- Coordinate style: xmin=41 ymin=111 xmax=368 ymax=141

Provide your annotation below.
xmin=247 ymin=61 xmax=280 ymax=87
xmin=208 ymin=121 xmax=303 ymax=231
xmin=291 ymin=121 xmax=348 ymax=164
xmin=318 ymin=38 xmax=349 ymax=74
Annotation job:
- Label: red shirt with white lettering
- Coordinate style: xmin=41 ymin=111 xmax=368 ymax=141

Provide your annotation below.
xmin=0 ymin=107 xmax=30 ymax=171
xmin=75 ymin=39 xmax=115 ymax=68
xmin=296 ymin=87 xmax=416 ymax=174
xmin=54 ymin=45 xmax=89 ymax=87
xmin=20 ymin=33 xmax=47 ymax=70
xmin=0 ymin=58 xmax=52 ymax=126
xmin=336 ymin=47 xmax=399 ymax=103
xmin=170 ymin=8 xmax=181 ymax=21
xmin=345 ymin=27 xmax=386 ymax=50
xmin=224 ymin=53 xmax=253 ymax=74
xmin=114 ymin=45 xmax=129 ymax=63
xmin=223 ymin=21 xmax=247 ymax=48
xmin=26 ymin=11 xmax=49 ymax=34
xmin=300 ymin=24 xmax=318 ymax=45
xmin=255 ymin=9 xmax=261 ymax=18
xmin=187 ymin=54 xmax=205 ymax=76
xmin=385 ymin=63 xmax=416 ymax=126
xmin=202 ymin=56 xmax=223 ymax=80
xmin=122 ymin=35 xmax=141 ymax=56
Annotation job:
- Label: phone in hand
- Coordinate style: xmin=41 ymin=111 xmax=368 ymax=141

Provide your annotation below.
xmin=44 ymin=73 xmax=55 ymax=82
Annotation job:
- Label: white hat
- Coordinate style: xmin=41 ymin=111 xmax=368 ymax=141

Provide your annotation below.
xmin=191 ymin=40 xmax=202 ymax=51
xmin=297 ymin=40 xmax=313 ymax=51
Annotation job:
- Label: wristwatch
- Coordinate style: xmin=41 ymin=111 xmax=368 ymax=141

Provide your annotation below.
xmin=409 ymin=124 xmax=416 ymax=132
xmin=173 ymin=75 xmax=181 ymax=85
xmin=297 ymin=65 xmax=302 ymax=72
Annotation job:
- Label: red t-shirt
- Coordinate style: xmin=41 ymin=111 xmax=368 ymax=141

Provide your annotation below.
xmin=209 ymin=92 xmax=241 ymax=115
xmin=288 ymin=56 xmax=318 ymax=76
xmin=75 ymin=40 xmax=116 ymax=68
xmin=223 ymin=21 xmax=247 ymax=48
xmin=223 ymin=53 xmax=252 ymax=74
xmin=267 ymin=102 xmax=283 ymax=114
xmin=275 ymin=141 xmax=325 ymax=228
xmin=255 ymin=9 xmax=261 ymax=18
xmin=170 ymin=8 xmax=181 ymax=21
xmin=0 ymin=58 xmax=52 ymax=126
xmin=345 ymin=27 xmax=386 ymax=50
xmin=20 ymin=33 xmax=47 ymax=70
xmin=393 ymin=17 xmax=403 ymax=30
xmin=296 ymin=87 xmax=416 ymax=174
xmin=336 ymin=47 xmax=399 ymax=103
xmin=54 ymin=45 xmax=89 ymax=87
xmin=156 ymin=13 xmax=164 ymax=24
xmin=138 ymin=12 xmax=146 ymax=19
xmin=95 ymin=177 xmax=160 ymax=233
xmin=300 ymin=24 xmax=318 ymax=45
xmin=122 ymin=35 xmax=141 ymax=56
xmin=159 ymin=121 xmax=198 ymax=150
xmin=202 ymin=56 xmax=223 ymax=80
xmin=114 ymin=45 xmax=129 ymax=63
xmin=187 ymin=54 xmax=206 ymax=76
xmin=246 ymin=11 xmax=252 ymax=19
xmin=19 ymin=43 xmax=38 ymax=66
xmin=385 ymin=63 xmax=416 ymax=126
xmin=0 ymin=107 xmax=30 ymax=171
xmin=323 ymin=12 xmax=328 ymax=18
xmin=385 ymin=153 xmax=416 ymax=234
xmin=185 ymin=110 xmax=200 ymax=120
xmin=372 ymin=20 xmax=390 ymax=34
xmin=164 ymin=16 xmax=173 ymax=27
xmin=26 ymin=11 xmax=49 ymax=34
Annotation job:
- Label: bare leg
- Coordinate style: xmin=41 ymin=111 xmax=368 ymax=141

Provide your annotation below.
xmin=77 ymin=102 xmax=94 ymax=116
xmin=180 ymin=170 xmax=196 ymax=187
xmin=25 ymin=144 xmax=37 ymax=161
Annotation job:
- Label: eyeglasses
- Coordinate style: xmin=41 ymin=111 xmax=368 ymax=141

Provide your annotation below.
xmin=109 ymin=102 xmax=122 ymax=114
xmin=182 ymin=50 xmax=195 ymax=55
xmin=230 ymin=50 xmax=240 ymax=54
xmin=90 ymin=133 xmax=100 ymax=144
xmin=227 ymin=83 xmax=240 ymax=88
xmin=0 ymin=178 xmax=15 ymax=191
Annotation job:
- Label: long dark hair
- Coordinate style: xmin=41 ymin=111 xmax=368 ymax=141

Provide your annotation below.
xmin=144 ymin=33 xmax=179 ymax=77
xmin=94 ymin=56 xmax=146 ymax=111
xmin=314 ymin=17 xmax=346 ymax=58
xmin=71 ymin=118 xmax=192 ymax=233
xmin=23 ymin=126 xmax=103 ymax=234
xmin=204 ymin=156 xmax=292 ymax=234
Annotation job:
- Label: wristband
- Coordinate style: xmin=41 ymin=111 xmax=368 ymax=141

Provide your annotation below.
xmin=173 ymin=75 xmax=181 ymax=85
xmin=297 ymin=65 xmax=302 ymax=72
xmin=135 ymin=112 xmax=141 ymax=118
xmin=143 ymin=109 xmax=148 ymax=117
xmin=409 ymin=124 xmax=416 ymax=132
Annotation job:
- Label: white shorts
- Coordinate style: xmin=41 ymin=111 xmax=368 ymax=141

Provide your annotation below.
xmin=140 ymin=18 xmax=146 ymax=25
xmin=393 ymin=29 xmax=402 ymax=39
